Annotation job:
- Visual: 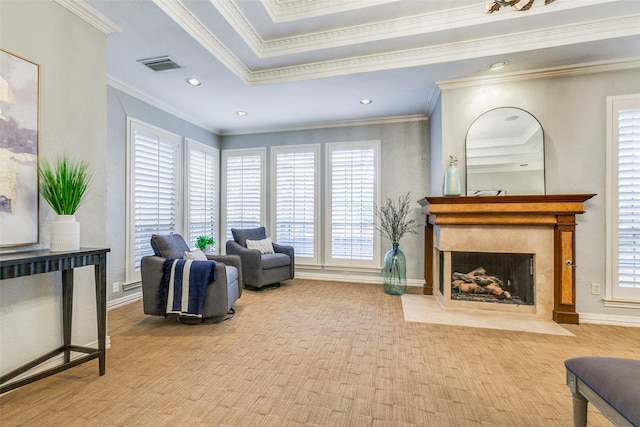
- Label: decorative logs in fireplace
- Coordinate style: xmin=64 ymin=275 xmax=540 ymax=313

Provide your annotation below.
xmin=452 ymin=267 xmax=513 ymax=302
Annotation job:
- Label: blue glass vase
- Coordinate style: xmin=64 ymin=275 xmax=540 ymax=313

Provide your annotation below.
xmin=383 ymin=243 xmax=407 ymax=295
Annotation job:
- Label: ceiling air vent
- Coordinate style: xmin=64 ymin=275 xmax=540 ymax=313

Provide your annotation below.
xmin=137 ymin=56 xmax=182 ymax=72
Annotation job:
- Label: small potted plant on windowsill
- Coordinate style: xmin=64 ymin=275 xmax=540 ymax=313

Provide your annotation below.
xmin=38 ymin=156 xmax=92 ymax=252
xmin=196 ymin=235 xmax=215 ymax=254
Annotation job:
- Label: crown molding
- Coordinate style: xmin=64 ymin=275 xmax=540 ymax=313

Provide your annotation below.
xmin=160 ymin=0 xmax=640 ymax=87
xmin=151 ymin=0 xmax=250 ymax=83
xmin=107 ymin=76 xmax=221 ymax=134
xmin=211 ymin=0 xmax=264 ymax=56
xmin=260 ymin=0 xmax=398 ymax=23
xmin=245 ymin=15 xmax=640 ymax=85
xmin=54 ymin=0 xmax=122 ymax=34
xmin=107 ymin=75 xmax=426 ymax=136
xmin=436 ymin=57 xmax=640 ymax=90
xmin=218 ymin=1 xmax=481 ymax=58
xmin=219 ymin=114 xmax=427 ymax=136
xmin=219 ymin=0 xmax=614 ymax=58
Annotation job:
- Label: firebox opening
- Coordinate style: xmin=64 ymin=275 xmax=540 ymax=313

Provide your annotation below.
xmin=451 ymin=252 xmax=534 ymax=305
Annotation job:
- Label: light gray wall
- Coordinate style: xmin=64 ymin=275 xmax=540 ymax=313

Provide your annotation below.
xmin=436 ymin=67 xmax=640 ymax=320
xmin=222 ymin=119 xmax=430 ymax=282
xmin=0 ymin=1 xmax=108 ymax=372
xmin=105 ymin=86 xmax=221 ymax=300
xmin=429 ymin=96 xmax=443 ymax=195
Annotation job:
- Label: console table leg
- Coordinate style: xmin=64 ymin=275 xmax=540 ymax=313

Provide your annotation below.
xmin=62 ymin=268 xmax=74 ymax=363
xmin=95 ymin=256 xmax=107 ymax=375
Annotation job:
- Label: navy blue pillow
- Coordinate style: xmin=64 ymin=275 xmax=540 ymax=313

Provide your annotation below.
xmin=150 ymin=234 xmax=190 ymax=259
xmin=231 ymin=227 xmax=267 ymax=248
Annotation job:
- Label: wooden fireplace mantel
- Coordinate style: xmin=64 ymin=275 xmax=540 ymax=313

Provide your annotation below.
xmin=417 ymin=194 xmax=596 ymax=324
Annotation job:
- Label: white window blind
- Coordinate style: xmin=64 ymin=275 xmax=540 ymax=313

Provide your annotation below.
xmin=222 ymin=149 xmax=265 ymax=242
xmin=186 ymin=139 xmax=219 ymax=252
xmin=272 ymin=145 xmax=319 ymax=263
xmin=614 ymin=102 xmax=640 ymax=300
xmin=127 ymin=119 xmax=182 ymax=283
xmin=326 ymin=141 xmax=380 ymax=268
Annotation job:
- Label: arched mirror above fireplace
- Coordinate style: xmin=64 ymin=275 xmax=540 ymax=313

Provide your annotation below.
xmin=465 ymin=107 xmax=545 ymax=195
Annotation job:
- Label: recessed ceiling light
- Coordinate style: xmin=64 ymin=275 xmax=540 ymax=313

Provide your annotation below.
xmin=360 ymin=99 xmax=373 ymax=105
xmin=186 ymin=77 xmax=201 ymax=86
xmin=236 ymin=111 xmax=248 ymax=116
xmin=487 ymin=60 xmax=510 ymax=71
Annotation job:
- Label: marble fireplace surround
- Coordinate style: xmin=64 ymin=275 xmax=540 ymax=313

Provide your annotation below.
xmin=418 ymin=194 xmax=595 ymax=324
xmin=435 ymin=226 xmax=553 ymax=318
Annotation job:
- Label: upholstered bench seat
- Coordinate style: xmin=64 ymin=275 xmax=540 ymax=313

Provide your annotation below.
xmin=565 ymin=356 xmax=640 ymax=427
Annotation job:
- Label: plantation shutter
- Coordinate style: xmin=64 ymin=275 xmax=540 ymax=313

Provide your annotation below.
xmin=186 ymin=140 xmax=218 ymax=252
xmin=128 ymin=121 xmax=182 ymax=283
xmin=326 ymin=142 xmax=379 ymax=267
xmin=273 ymin=147 xmax=318 ymax=261
xmin=223 ymin=149 xmax=264 ymax=242
xmin=617 ymin=107 xmax=640 ymax=295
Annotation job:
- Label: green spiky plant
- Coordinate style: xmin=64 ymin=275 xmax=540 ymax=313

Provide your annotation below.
xmin=38 ymin=156 xmax=92 ymax=215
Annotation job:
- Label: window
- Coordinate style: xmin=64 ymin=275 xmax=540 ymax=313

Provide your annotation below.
xmin=126 ymin=119 xmax=182 ymax=283
xmin=221 ymin=148 xmax=266 ymax=243
xmin=185 ymin=139 xmax=219 ymax=252
xmin=607 ymin=94 xmax=640 ymax=303
xmin=325 ymin=141 xmax=380 ymax=269
xmin=271 ymin=145 xmax=320 ymax=265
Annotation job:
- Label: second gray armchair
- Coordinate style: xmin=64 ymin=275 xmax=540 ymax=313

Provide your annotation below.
xmin=226 ymin=227 xmax=294 ymax=290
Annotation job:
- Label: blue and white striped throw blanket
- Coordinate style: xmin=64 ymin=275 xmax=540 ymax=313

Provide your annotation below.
xmin=158 ymin=259 xmax=217 ymax=318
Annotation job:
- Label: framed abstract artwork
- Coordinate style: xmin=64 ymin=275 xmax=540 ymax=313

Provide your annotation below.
xmin=0 ymin=49 xmax=40 ymax=247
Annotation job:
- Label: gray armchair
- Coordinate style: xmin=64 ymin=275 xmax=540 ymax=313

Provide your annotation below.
xmin=226 ymin=227 xmax=294 ymax=290
xmin=141 ymin=234 xmax=242 ymax=323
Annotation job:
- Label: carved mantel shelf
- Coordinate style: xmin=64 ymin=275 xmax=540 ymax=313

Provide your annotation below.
xmin=417 ymin=194 xmax=596 ymax=324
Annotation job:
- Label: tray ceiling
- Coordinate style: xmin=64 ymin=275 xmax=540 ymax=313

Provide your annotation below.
xmin=62 ymin=0 xmax=640 ymax=134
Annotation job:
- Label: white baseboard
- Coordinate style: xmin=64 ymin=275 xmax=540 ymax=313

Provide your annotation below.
xmin=294 ymin=271 xmax=424 ymax=287
xmin=107 ymin=291 xmax=142 ymax=310
xmin=579 ymin=312 xmax=640 ymax=327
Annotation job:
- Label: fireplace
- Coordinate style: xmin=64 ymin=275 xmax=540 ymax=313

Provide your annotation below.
xmin=450 ymin=251 xmax=534 ymax=305
xmin=419 ymin=194 xmax=595 ymax=323
xmin=433 ymin=227 xmax=550 ymax=316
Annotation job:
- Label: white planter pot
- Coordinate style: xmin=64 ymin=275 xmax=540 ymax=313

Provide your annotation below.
xmin=50 ymin=214 xmax=80 ymax=252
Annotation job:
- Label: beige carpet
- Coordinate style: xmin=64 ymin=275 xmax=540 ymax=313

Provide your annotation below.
xmin=5 ymin=279 xmax=636 ymax=426
xmin=401 ymin=294 xmax=575 ymax=336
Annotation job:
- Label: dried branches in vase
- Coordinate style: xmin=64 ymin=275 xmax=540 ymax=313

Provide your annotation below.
xmin=374 ymin=192 xmax=418 ymax=244
xmin=374 ymin=193 xmax=419 ymax=295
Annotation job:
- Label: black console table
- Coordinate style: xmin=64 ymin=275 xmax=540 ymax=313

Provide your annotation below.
xmin=0 ymin=248 xmax=110 ymax=393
